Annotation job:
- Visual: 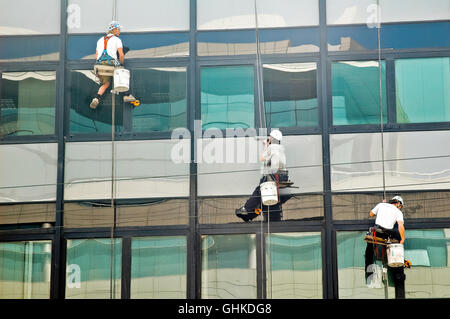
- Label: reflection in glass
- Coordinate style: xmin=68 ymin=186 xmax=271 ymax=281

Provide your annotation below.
xmin=0 ymin=203 xmax=56 ymax=225
xmin=266 ymin=233 xmax=322 ymax=299
xmin=0 ymin=0 xmax=60 ymax=35
xmin=131 ymin=236 xmax=186 ymax=298
xmin=395 ymin=57 xmax=450 ymax=123
xmin=201 ymin=234 xmax=257 ymax=299
xmin=0 ymin=36 xmax=59 ymax=62
xmin=0 ymin=241 xmax=52 ymax=299
xmin=68 ymin=33 xmax=189 ymax=60
xmin=338 ymin=229 xmax=450 ymax=299
xmin=332 ymin=61 xmax=387 ymax=125
xmin=197 ymin=28 xmax=319 ymax=56
xmin=68 ymin=70 xmax=123 ymax=134
xmin=132 ymin=67 xmax=187 ymax=132
xmin=0 ymin=143 xmax=58 ymax=203
xmin=1 ymin=72 xmax=56 ymax=137
xmin=65 ymin=238 xmax=121 ymax=299
xmin=263 ymin=63 xmax=318 ymax=128
xmin=201 ymin=66 xmax=254 ymax=130
xmin=197 ymin=0 xmax=319 ymax=30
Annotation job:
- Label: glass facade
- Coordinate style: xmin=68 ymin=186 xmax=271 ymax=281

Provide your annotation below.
xmin=0 ymin=240 xmax=52 ymax=299
xmin=131 ymin=236 xmax=186 ymax=298
xmin=0 ymin=0 xmax=449 ymax=301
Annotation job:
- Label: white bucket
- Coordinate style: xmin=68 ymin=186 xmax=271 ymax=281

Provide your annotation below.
xmin=113 ymin=68 xmax=130 ymax=92
xmin=260 ymin=181 xmax=278 ymax=206
xmin=387 ymin=244 xmax=404 ymax=267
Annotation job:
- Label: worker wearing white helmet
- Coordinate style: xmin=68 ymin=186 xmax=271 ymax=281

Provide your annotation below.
xmin=90 ymin=21 xmax=136 ymax=109
xmin=365 ymin=195 xmax=407 ymax=298
xmin=236 ymin=129 xmax=288 ymax=222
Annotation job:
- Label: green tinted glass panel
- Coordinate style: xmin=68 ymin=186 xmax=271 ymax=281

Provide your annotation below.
xmin=201 ymin=234 xmax=256 ymax=299
xmin=332 ymin=61 xmax=387 ymax=125
xmin=395 ymin=57 xmax=450 ymax=123
xmin=337 ymin=229 xmax=450 ymax=299
xmin=264 ymin=63 xmax=318 ymax=128
xmin=131 ymin=236 xmax=186 ymax=299
xmin=201 ymin=66 xmax=254 ymax=130
xmin=131 ymin=67 xmax=187 ymax=132
xmin=0 ymin=241 xmax=52 ymax=299
xmin=0 ymin=71 xmax=56 ymax=137
xmin=65 ymin=238 xmax=122 ymax=299
xmin=266 ymin=233 xmax=322 ymax=299
xmin=69 ymin=70 xmax=123 ymax=134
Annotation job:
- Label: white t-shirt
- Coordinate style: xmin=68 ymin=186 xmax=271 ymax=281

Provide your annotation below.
xmin=261 ymin=143 xmax=286 ymax=174
xmin=371 ymin=202 xmax=404 ymax=229
xmin=96 ymin=34 xmax=123 ymax=62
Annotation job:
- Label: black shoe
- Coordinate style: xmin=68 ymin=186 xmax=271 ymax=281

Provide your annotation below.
xmin=235 ymin=206 xmax=251 ymax=222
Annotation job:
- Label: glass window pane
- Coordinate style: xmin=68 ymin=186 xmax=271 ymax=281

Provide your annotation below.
xmin=0 ymin=203 xmax=56 ymax=226
xmin=0 ymin=143 xmax=58 ymax=203
xmin=131 ymin=236 xmax=186 ymax=298
xmin=68 ymin=70 xmax=123 ymax=134
xmin=198 ymin=0 xmax=319 ymax=30
xmin=201 ymin=66 xmax=254 ymax=130
xmin=0 ymin=36 xmax=59 ymax=62
xmin=0 ymin=0 xmax=60 ymax=35
xmin=132 ymin=67 xmax=187 ymax=132
xmin=201 ymin=234 xmax=257 ymax=298
xmin=65 ymin=238 xmax=121 ymax=299
xmin=395 ymin=57 xmax=450 ymax=123
xmin=0 ymin=241 xmax=52 ymax=299
xmin=116 ymin=0 xmax=189 ymax=32
xmin=380 ymin=0 xmax=450 ymax=23
xmin=266 ymin=233 xmax=322 ymax=299
xmin=68 ymin=33 xmax=189 ymax=60
xmin=337 ymin=229 xmax=450 ymax=299
xmin=1 ymin=71 xmax=56 ymax=137
xmin=67 ymin=0 xmax=114 ymax=34
xmin=264 ymin=63 xmax=318 ymax=128
xmin=332 ymin=61 xmax=387 ymax=125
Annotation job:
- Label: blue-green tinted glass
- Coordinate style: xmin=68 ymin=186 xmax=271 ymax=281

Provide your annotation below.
xmin=264 ymin=63 xmax=318 ymax=128
xmin=332 ymin=61 xmax=387 ymax=125
xmin=65 ymin=239 xmax=122 ymax=299
xmin=266 ymin=233 xmax=322 ymax=299
xmin=395 ymin=57 xmax=450 ymax=123
xmin=201 ymin=234 xmax=256 ymax=299
xmin=131 ymin=67 xmax=187 ymax=132
xmin=1 ymin=71 xmax=56 ymax=137
xmin=0 ymin=241 xmax=52 ymax=299
xmin=131 ymin=236 xmax=186 ymax=298
xmin=337 ymin=229 xmax=450 ymax=299
xmin=201 ymin=66 xmax=254 ymax=130
xmin=68 ymin=70 xmax=123 ymax=134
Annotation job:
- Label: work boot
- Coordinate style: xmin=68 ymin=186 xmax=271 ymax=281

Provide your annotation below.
xmin=123 ymin=94 xmax=136 ymax=103
xmin=90 ymin=97 xmax=99 ymax=109
xmin=235 ymin=207 xmax=251 ymax=222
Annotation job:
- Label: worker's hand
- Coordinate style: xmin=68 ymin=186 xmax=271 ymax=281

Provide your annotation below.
xmin=400 ymin=239 xmax=405 ymax=245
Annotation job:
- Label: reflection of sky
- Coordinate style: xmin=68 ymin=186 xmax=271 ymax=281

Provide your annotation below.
xmin=328 ymin=21 xmax=450 ymax=50
xmin=0 ymin=36 xmax=59 ymax=60
xmin=67 ymin=32 xmax=189 ymax=60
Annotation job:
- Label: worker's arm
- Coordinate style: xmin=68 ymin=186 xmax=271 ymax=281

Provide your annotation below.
xmin=117 ymin=47 xmax=125 ymax=65
xmin=398 ymin=220 xmax=405 ymax=245
xmin=369 ymin=210 xmax=375 ymax=218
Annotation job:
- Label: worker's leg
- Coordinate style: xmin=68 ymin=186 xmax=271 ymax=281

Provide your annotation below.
xmin=90 ymin=76 xmax=111 ymax=109
xmin=98 ymin=81 xmax=110 ymax=96
xmin=262 ymin=202 xmax=282 ymax=222
xmin=390 ymin=266 xmax=406 ymax=299
xmin=365 ymin=242 xmax=375 ymax=280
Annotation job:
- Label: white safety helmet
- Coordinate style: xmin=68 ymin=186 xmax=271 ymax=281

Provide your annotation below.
xmin=269 ymin=129 xmax=282 ymax=142
xmin=108 ymin=21 xmax=122 ymax=33
xmin=391 ymin=195 xmax=404 ymax=206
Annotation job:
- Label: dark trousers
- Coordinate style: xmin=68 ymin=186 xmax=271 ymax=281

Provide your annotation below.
xmin=364 ymin=224 xmax=405 ymax=299
xmin=244 ymin=175 xmax=293 ymax=222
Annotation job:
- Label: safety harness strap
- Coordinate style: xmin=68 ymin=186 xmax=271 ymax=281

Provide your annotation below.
xmin=97 ymin=35 xmax=118 ymax=66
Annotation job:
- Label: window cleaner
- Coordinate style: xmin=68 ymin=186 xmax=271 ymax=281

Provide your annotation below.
xmin=90 ymin=21 xmax=139 ymax=109
xmin=235 ymin=129 xmax=296 ymax=222
xmin=364 ymin=195 xmax=411 ymax=299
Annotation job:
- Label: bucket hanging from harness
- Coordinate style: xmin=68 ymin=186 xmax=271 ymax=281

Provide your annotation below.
xmin=97 ymin=35 xmax=120 ymax=66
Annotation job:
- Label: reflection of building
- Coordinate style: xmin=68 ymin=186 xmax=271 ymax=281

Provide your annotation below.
xmin=0 ymin=0 xmax=450 ymax=301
